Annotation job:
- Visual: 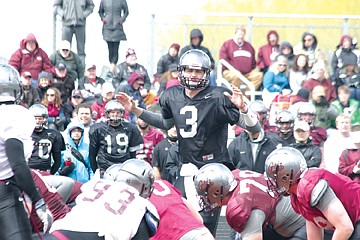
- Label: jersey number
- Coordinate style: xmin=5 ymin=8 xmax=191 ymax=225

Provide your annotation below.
xmin=179 ymin=106 xmax=198 ymax=138
xmin=152 ymin=181 xmax=171 ymax=196
xmin=105 ymin=133 xmax=129 ymax=154
xmin=38 ymin=139 xmax=52 ymax=159
xmin=238 ymin=171 xmax=268 ymax=194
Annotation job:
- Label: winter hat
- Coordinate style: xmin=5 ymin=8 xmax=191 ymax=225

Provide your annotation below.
xmin=126 ymin=48 xmax=136 ymax=58
xmin=168 ymin=63 xmax=178 ymax=72
xmin=294 ymin=120 xmax=310 ymax=131
xmin=343 ymin=52 xmax=358 ymax=66
xmin=170 ymin=43 xmax=180 ymax=52
xmin=297 ymin=88 xmax=310 ymax=100
xmin=128 ymin=72 xmax=144 ymax=86
xmin=56 ymin=62 xmax=67 ymax=70
xmin=38 ymin=71 xmax=50 ymax=80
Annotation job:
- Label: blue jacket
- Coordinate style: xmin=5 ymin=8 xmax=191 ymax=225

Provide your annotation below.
xmin=263 ymin=71 xmax=290 ymax=92
xmin=60 ymin=121 xmax=93 ymax=183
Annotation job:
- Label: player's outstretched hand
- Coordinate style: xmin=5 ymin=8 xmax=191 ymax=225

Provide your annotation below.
xmin=224 ymin=84 xmax=247 ymax=112
xmin=115 ymin=92 xmax=138 ymax=112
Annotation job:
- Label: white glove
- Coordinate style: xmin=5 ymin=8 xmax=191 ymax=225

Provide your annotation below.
xmin=35 ymin=199 xmax=54 ymax=233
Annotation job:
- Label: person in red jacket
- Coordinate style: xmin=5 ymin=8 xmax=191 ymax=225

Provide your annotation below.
xmin=9 ymin=33 xmax=53 ymax=83
xmin=257 ymin=30 xmax=280 ymax=74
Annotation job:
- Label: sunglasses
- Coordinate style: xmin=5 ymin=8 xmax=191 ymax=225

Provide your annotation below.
xmin=62 ymin=49 xmax=69 ymax=52
xmin=47 ymin=93 xmax=55 ymax=97
xmin=72 ymin=96 xmax=82 ymax=99
xmin=278 ymin=64 xmax=287 ymax=67
xmin=303 ymin=38 xmax=313 ymax=42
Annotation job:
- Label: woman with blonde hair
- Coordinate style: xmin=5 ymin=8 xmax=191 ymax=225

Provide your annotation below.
xmin=262 ymin=54 xmax=291 ymax=108
xmin=41 ymin=87 xmax=65 ymax=131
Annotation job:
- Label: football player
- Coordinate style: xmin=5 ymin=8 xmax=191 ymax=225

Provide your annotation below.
xmin=28 ymin=103 xmax=66 ymax=174
xmin=48 ymin=159 xmax=159 ymax=240
xmin=267 ymin=110 xmax=296 ymax=147
xmin=265 ymin=147 xmax=360 ymax=240
xmin=116 ymin=49 xmax=260 ymax=235
xmin=194 ymin=163 xmax=307 ymax=240
xmin=297 ymin=102 xmax=327 ymax=146
xmin=0 ymin=64 xmax=53 ymax=239
xmin=89 ymin=100 xmax=144 ymax=174
xmin=150 ymin=179 xmax=214 ymax=240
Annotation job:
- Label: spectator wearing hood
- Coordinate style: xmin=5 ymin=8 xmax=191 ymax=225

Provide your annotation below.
xmin=116 ymin=72 xmax=146 ymax=123
xmin=333 ymin=48 xmax=360 ymax=100
xmin=51 ymin=62 xmax=75 ymax=103
xmin=60 ymin=121 xmax=92 ymax=183
xmin=257 ymin=30 xmax=280 ymax=74
xmin=9 ymin=33 xmax=53 ymax=83
xmin=289 ymin=54 xmax=311 ymax=94
xmin=331 ymin=34 xmax=360 ymax=75
xmin=113 ymin=48 xmax=151 ymax=90
xmin=179 ymin=29 xmax=215 ymax=69
xmin=156 ymin=43 xmax=180 ymax=79
xmin=279 ymin=41 xmax=295 ymax=68
xmin=293 ymin=32 xmax=327 ymax=68
xmin=50 ymin=40 xmax=85 ymax=83
xmin=219 ymin=25 xmax=263 ymax=91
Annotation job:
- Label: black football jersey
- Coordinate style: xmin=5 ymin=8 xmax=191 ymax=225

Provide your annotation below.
xmin=28 ymin=129 xmax=65 ymax=171
xmin=159 ymin=86 xmax=240 ymax=167
xmin=89 ymin=121 xmax=144 ymax=171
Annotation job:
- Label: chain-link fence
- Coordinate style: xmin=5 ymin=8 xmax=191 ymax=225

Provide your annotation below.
xmin=54 ymin=13 xmax=360 ymax=79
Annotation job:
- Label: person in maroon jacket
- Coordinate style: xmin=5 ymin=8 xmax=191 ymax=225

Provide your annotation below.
xmin=257 ymin=30 xmax=280 ymax=74
xmin=338 ymin=131 xmax=360 ymax=182
xmin=91 ymin=82 xmax=115 ymax=121
xmin=219 ymin=25 xmax=263 ymax=91
xmin=9 ymin=33 xmax=53 ymax=82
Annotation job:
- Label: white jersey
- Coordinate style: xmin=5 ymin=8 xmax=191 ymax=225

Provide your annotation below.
xmin=51 ymin=179 xmax=157 ymax=240
xmin=0 ymin=104 xmax=35 ymax=180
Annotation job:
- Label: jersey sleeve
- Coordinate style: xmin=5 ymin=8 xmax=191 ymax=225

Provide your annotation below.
xmin=129 ymin=125 xmax=144 ymax=149
xmin=159 ymin=90 xmax=173 ymax=120
xmin=226 ymin=195 xmax=252 ymax=232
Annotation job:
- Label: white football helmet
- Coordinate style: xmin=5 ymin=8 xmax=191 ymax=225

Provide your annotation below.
xmin=178 ymin=49 xmax=211 ymax=90
xmin=194 ymin=163 xmax=237 ymax=212
xmin=265 ymin=147 xmax=307 ymax=197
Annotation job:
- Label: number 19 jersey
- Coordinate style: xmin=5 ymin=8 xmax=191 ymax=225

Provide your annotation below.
xmin=159 ymin=86 xmax=240 ymax=168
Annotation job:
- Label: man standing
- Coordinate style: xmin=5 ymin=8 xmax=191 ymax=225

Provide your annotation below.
xmin=53 ymin=0 xmax=95 ymax=65
xmin=257 ymin=30 xmax=280 ymax=74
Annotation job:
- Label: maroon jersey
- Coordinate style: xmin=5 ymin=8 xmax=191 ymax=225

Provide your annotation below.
xmin=30 ymin=169 xmax=71 ymax=232
xmin=309 ymin=126 xmax=327 ymax=146
xmin=291 ymin=168 xmax=360 ymax=229
xmin=150 ymin=180 xmax=204 ymax=240
xmin=137 ymin=128 xmax=164 ymax=164
xmin=227 ymin=170 xmax=278 ymax=232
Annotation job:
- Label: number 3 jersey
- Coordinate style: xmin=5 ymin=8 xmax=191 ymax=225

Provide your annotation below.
xmin=50 ymin=179 xmax=159 ymax=239
xmin=28 ymin=129 xmax=65 ymax=171
xmin=159 ymin=86 xmax=240 ymax=168
xmin=226 ymin=170 xmax=278 ymax=233
xmin=89 ymin=121 xmax=144 ymax=171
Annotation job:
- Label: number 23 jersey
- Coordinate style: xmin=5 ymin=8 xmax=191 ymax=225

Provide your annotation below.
xmin=226 ymin=170 xmax=278 ymax=233
xmin=159 ymin=86 xmax=240 ymax=167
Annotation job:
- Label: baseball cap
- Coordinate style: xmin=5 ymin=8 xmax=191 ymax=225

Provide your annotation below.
xmin=56 ymin=62 xmax=67 ymax=70
xmin=60 ymin=40 xmax=71 ymax=50
xmin=294 ymin=120 xmax=310 ymax=131
xmin=86 ymin=64 xmax=96 ymax=70
xmin=102 ymin=82 xmax=115 ymax=93
xmin=126 ymin=48 xmax=136 ymax=58
xmin=22 ymin=71 xmax=32 ymax=78
xmin=71 ymin=89 xmax=83 ymax=98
